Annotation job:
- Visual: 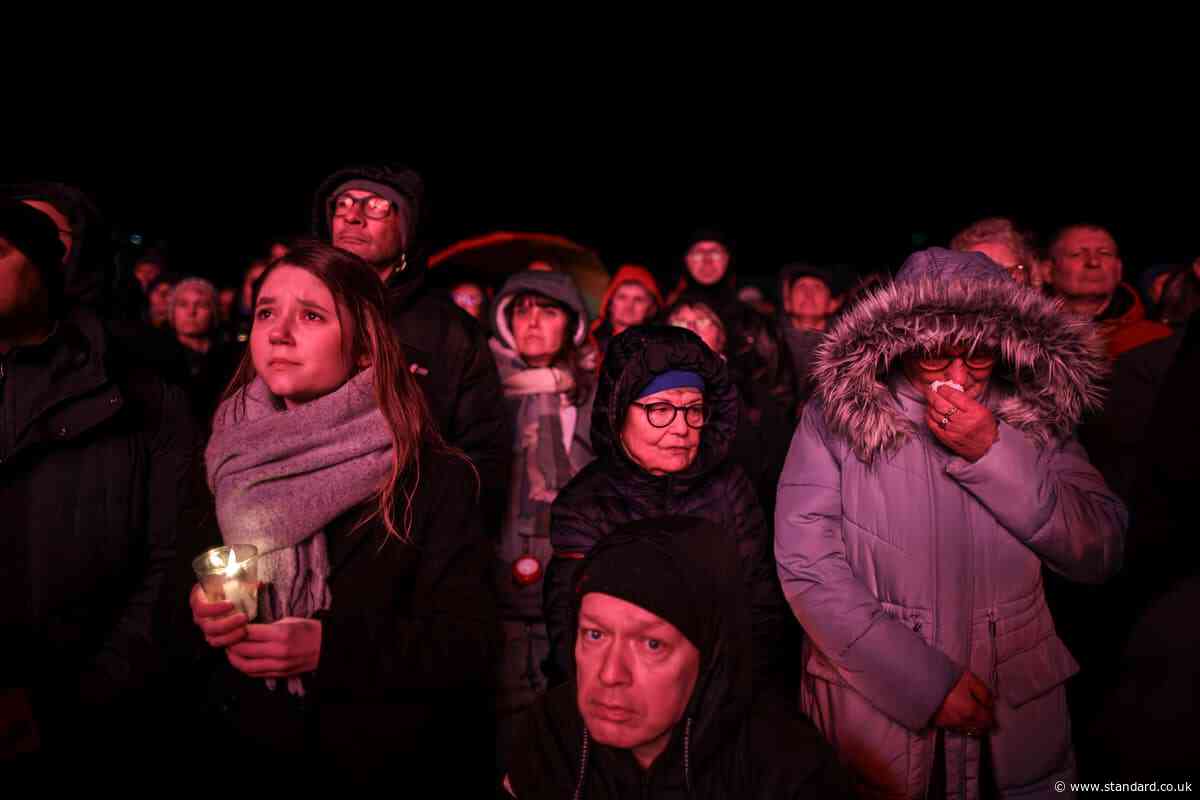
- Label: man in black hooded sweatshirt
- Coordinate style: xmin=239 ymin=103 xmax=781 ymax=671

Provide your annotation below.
xmin=311 ymin=164 xmax=510 ymax=529
xmin=507 ymin=516 xmax=850 ymax=799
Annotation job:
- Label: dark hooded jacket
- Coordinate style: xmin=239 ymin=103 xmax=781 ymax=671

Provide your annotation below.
xmin=590 ymin=264 xmax=663 ymax=362
xmin=510 ymin=517 xmax=850 ymax=799
xmin=0 ymin=305 xmax=195 ymax=756
xmin=543 ymin=326 xmax=793 ymax=692
xmin=312 ymin=165 xmax=510 ymax=531
xmin=664 ymin=231 xmax=742 ymax=335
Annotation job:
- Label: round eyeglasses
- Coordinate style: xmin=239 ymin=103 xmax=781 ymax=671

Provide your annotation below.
xmin=630 ymin=401 xmax=710 ymax=429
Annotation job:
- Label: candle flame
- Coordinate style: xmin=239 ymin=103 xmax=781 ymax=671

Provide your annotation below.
xmin=223 ymin=549 xmax=242 ymax=577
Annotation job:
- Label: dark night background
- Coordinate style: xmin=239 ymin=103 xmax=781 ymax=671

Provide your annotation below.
xmin=6 ymin=124 xmax=1196 ymax=295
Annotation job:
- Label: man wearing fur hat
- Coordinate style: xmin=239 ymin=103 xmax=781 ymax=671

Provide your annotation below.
xmin=776 ymin=248 xmax=1126 ymax=798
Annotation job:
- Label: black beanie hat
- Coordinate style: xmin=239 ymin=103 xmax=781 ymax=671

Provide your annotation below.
xmin=573 ymin=517 xmax=730 ymax=656
xmin=0 ymin=199 xmax=66 ymax=277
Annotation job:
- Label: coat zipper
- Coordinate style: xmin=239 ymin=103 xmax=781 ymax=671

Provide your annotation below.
xmin=987 ymin=608 xmax=999 ymax=694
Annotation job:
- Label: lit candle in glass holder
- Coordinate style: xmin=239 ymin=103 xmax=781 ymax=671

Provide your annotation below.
xmin=192 ymin=544 xmax=259 ymax=621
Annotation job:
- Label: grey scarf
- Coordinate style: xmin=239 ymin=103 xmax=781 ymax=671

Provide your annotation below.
xmin=205 ymin=368 xmax=392 ymax=694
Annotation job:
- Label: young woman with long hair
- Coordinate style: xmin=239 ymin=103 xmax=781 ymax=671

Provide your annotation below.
xmin=187 ymin=242 xmax=497 ymax=787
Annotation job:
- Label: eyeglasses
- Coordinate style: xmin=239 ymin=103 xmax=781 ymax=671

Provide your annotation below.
xmin=331 ymin=192 xmax=395 ymax=220
xmin=631 ymin=401 xmax=709 ymax=429
xmin=916 ymin=350 xmax=997 ymax=372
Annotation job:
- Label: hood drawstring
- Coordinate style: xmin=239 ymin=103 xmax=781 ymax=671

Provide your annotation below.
xmin=573 ymin=727 xmax=591 ymax=800
xmin=684 ymin=716 xmax=694 ymax=796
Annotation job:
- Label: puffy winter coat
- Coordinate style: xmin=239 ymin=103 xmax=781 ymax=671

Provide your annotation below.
xmin=776 ymin=249 xmax=1126 ymax=799
xmin=544 ymin=325 xmax=793 ymax=691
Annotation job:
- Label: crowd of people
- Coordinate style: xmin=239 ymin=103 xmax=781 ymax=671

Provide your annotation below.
xmin=2 ymin=166 xmax=1195 ymax=795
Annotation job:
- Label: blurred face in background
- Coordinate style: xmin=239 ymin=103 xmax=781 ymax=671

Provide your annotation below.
xmin=685 ymin=241 xmax=729 ymax=286
xmin=609 ymin=282 xmax=655 ymax=333
xmin=969 ymin=241 xmax=1030 ymax=286
xmin=134 ymin=260 xmax=162 ymax=293
xmin=172 ymin=285 xmax=216 ymax=338
xmin=451 ymin=282 xmax=485 ymax=319
xmin=668 ymin=304 xmax=724 ymax=355
xmin=148 ymin=280 xmax=175 ymax=327
xmin=786 ymin=276 xmax=840 ymax=322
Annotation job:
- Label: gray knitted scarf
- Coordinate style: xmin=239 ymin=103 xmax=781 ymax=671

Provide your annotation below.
xmin=205 ymin=368 xmax=392 ymax=694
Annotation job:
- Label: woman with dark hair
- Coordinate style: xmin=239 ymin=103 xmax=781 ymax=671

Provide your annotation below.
xmin=186 ymin=243 xmax=497 ymax=787
xmin=488 ymin=269 xmax=597 ymax=772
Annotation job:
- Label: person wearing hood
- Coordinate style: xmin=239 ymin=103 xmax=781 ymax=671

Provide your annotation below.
xmin=0 ymin=199 xmax=195 ymax=762
xmin=776 ymin=248 xmax=1127 ymax=798
xmin=544 ymin=325 xmax=793 ymax=698
xmin=664 ymin=232 xmax=743 ymax=329
xmin=311 ymin=164 xmax=510 ymax=534
xmin=507 ymin=516 xmax=851 ymax=799
xmin=590 ymin=264 xmax=663 ymax=359
xmin=489 ymin=269 xmax=597 ymax=771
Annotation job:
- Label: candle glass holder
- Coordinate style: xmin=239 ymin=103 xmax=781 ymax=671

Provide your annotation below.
xmin=192 ymin=544 xmax=259 ymax=621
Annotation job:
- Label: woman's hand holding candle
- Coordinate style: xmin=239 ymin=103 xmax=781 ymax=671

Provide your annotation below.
xmin=226 ymin=618 xmax=323 ymax=679
xmin=190 ymin=583 xmax=249 ymax=648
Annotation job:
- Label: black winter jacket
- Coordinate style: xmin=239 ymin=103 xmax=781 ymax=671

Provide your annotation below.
xmin=0 ymin=308 xmax=194 ymax=755
xmin=186 ymin=446 xmax=500 ymax=788
xmin=543 ymin=326 xmax=793 ymax=690
xmin=512 ymin=517 xmax=849 ymax=799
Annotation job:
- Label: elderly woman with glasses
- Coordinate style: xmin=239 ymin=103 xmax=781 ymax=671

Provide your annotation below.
xmin=541 ymin=325 xmax=793 ymax=699
xmin=775 ymin=249 xmax=1126 ymax=799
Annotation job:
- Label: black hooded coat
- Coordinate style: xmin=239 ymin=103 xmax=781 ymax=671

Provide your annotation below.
xmin=543 ymin=326 xmax=795 ymax=692
xmin=510 ymin=517 xmax=850 ymax=799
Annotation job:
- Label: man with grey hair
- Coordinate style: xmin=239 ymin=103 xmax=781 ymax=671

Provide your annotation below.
xmin=950 ymin=217 xmax=1038 ymax=288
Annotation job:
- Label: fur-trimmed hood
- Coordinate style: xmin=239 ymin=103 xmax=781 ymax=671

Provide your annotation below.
xmin=812 ymin=247 xmax=1109 ymax=463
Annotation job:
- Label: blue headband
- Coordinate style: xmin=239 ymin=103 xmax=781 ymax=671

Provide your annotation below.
xmin=636 ymin=370 xmax=705 ymax=400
